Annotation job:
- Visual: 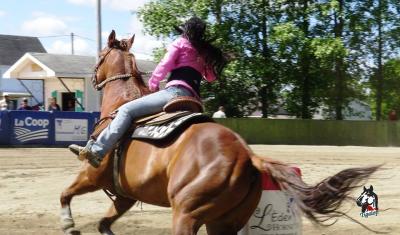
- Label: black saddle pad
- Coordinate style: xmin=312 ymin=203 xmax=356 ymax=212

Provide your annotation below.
xmin=132 ymin=112 xmax=212 ymax=140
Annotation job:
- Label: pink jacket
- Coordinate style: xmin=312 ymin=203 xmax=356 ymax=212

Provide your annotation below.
xmin=148 ymin=37 xmax=216 ymax=95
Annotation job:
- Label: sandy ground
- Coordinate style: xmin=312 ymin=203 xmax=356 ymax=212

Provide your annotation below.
xmin=0 ymin=145 xmax=399 ymax=235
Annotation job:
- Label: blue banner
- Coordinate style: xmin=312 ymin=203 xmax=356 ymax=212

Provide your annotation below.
xmin=0 ymin=111 xmax=10 ymax=145
xmin=9 ymin=111 xmax=53 ymax=145
xmin=1 ymin=111 xmax=103 ymax=146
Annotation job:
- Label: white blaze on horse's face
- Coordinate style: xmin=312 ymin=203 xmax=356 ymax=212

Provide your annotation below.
xmin=359 ymin=192 xmax=374 ymax=205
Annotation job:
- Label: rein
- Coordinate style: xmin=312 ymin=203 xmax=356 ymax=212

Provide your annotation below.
xmin=90 ymin=110 xmax=118 ymax=140
xmin=94 ymin=73 xmax=133 ymax=90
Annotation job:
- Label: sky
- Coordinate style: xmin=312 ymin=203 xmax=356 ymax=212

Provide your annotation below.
xmin=0 ymin=0 xmax=163 ymax=60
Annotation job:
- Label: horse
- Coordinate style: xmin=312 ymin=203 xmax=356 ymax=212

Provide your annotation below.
xmin=60 ymin=30 xmax=380 ymax=235
xmin=356 ymin=185 xmax=378 ymax=214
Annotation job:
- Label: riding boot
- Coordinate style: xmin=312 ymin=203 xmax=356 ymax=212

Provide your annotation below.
xmin=68 ymin=140 xmax=103 ymax=168
xmin=68 ymin=144 xmax=84 ymax=158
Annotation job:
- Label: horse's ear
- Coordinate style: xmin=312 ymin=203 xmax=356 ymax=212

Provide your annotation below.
xmin=369 ymin=185 xmax=373 ymax=191
xmin=127 ymin=34 xmax=135 ymax=50
xmin=108 ymin=30 xmax=116 ymax=47
xmin=364 ymin=186 xmax=367 ymax=191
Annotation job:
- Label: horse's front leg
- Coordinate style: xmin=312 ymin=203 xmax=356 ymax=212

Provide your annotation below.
xmin=98 ymin=196 xmax=137 ymax=235
xmin=60 ymin=166 xmax=100 ymax=235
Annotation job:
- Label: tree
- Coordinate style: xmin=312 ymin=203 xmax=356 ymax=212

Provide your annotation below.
xmin=312 ymin=0 xmax=368 ymax=120
xmin=370 ymin=59 xmax=400 ymax=119
xmin=361 ymin=0 xmax=400 ymax=120
xmin=273 ymin=0 xmax=327 ymax=119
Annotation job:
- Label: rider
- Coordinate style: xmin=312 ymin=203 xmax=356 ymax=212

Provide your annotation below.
xmin=69 ymin=17 xmax=226 ymax=168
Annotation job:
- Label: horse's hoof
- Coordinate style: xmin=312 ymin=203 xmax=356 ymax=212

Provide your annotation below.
xmin=61 ymin=217 xmax=75 ymax=230
xmin=64 ymin=227 xmax=81 ymax=235
xmin=99 ymin=224 xmax=115 ymax=235
xmin=99 ymin=229 xmax=115 ymax=235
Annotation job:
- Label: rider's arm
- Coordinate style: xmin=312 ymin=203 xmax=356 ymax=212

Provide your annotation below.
xmin=148 ymin=39 xmax=181 ymax=92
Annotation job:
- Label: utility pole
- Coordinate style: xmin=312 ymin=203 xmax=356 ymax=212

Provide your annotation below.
xmin=96 ymin=0 xmax=103 ymax=109
xmin=96 ymin=0 xmax=102 ymax=57
xmin=70 ymin=32 xmax=74 ymax=55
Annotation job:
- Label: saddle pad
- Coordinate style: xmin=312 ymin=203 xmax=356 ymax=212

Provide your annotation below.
xmin=132 ymin=113 xmax=212 ymax=140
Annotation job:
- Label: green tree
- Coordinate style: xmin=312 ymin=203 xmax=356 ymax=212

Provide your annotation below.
xmin=361 ymin=0 xmax=400 ymax=120
xmin=273 ymin=0 xmax=327 ymax=119
xmin=370 ymin=59 xmax=400 ymax=119
xmin=312 ymin=0 xmax=368 ymax=120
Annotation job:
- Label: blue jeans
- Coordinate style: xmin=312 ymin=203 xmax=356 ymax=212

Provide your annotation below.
xmin=90 ymin=86 xmax=193 ymax=157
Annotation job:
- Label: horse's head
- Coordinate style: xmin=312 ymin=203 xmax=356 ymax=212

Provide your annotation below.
xmin=93 ymin=30 xmax=138 ymax=90
xmin=356 ymin=185 xmax=378 ymax=212
xmin=92 ymin=30 xmax=149 ymax=115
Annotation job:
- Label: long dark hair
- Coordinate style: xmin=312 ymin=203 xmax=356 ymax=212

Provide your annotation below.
xmin=176 ymin=17 xmax=226 ymax=77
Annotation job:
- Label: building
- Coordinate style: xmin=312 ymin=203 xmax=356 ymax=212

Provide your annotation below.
xmin=3 ymin=52 xmax=156 ymax=112
xmin=0 ymin=34 xmax=47 ymax=109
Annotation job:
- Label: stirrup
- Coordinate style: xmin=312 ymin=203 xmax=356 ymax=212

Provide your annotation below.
xmin=78 ymin=142 xmax=102 ymax=168
xmin=86 ymin=153 xmax=102 ymax=168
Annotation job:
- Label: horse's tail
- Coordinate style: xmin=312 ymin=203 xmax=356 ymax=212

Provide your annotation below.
xmin=250 ymin=154 xmax=381 ymax=226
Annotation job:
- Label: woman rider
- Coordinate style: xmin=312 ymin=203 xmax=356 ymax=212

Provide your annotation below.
xmin=69 ymin=17 xmax=226 ymax=168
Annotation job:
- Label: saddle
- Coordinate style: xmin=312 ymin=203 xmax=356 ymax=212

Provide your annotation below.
xmin=91 ymin=96 xmax=211 ymax=142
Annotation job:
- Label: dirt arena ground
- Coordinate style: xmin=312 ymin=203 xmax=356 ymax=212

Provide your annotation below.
xmin=0 ymin=145 xmax=398 ymax=235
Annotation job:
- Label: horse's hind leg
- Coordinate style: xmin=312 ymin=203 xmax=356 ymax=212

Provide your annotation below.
xmin=98 ymin=196 xmax=136 ymax=235
xmin=172 ymin=210 xmax=201 ymax=235
xmin=60 ymin=170 xmax=99 ymax=234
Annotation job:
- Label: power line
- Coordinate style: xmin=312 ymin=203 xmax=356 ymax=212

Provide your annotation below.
xmin=75 ymin=34 xmax=95 ymax=41
xmin=37 ymin=34 xmax=70 ymax=38
xmin=38 ymin=34 xmax=95 ymax=41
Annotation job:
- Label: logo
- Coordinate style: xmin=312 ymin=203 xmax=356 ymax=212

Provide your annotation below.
xmin=134 ymin=113 xmax=203 ymax=139
xmin=249 ymin=191 xmax=301 ymax=233
xmin=14 ymin=117 xmax=49 ymax=128
xmin=356 ymin=185 xmax=378 ymax=218
xmin=55 ymin=118 xmax=88 ymax=141
xmin=14 ymin=117 xmax=49 ymax=142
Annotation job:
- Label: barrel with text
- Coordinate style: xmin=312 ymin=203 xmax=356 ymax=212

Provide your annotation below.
xmin=239 ymin=167 xmax=302 ymax=235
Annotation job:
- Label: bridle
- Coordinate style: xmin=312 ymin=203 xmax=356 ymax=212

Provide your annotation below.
xmin=92 ymin=47 xmax=137 ymax=90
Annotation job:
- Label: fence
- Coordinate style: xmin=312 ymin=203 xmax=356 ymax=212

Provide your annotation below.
xmin=1 ymin=112 xmax=399 ymax=147
xmin=215 ymin=118 xmax=400 ymax=146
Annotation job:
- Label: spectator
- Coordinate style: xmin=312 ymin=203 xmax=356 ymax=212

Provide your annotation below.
xmin=0 ymin=95 xmax=10 ymax=111
xmin=388 ymin=110 xmax=397 ymax=121
xmin=32 ymin=103 xmax=44 ymax=111
xmin=47 ymin=97 xmax=61 ymax=112
xmin=212 ymin=106 xmax=227 ymax=118
xmin=18 ymin=98 xmax=32 ymax=111
xmin=65 ymin=100 xmax=75 ymax=111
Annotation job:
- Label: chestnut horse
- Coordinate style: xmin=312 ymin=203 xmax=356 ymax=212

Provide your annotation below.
xmin=60 ymin=31 xmax=380 ymax=235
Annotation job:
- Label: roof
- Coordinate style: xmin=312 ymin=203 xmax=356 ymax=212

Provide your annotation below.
xmin=0 ymin=78 xmax=27 ymax=93
xmin=3 ymin=51 xmax=157 ymax=79
xmin=30 ymin=53 xmax=96 ymax=78
xmin=0 ymin=35 xmax=46 ymax=66
xmin=29 ymin=53 xmax=156 ymax=78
